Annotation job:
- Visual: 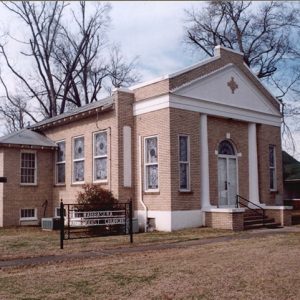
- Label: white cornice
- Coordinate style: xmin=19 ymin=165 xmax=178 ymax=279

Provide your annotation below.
xmin=133 ymin=93 xmax=282 ymax=127
xmin=242 ymin=62 xmax=281 ymax=106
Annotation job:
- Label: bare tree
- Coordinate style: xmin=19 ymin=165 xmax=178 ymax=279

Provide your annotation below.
xmin=184 ymin=1 xmax=300 ymax=79
xmin=0 ymin=1 xmax=139 ymax=129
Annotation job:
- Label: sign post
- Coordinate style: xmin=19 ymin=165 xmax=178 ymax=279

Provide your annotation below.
xmin=60 ymin=200 xmax=64 ymax=249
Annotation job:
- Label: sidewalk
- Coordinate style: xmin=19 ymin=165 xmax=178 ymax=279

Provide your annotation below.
xmin=1 ymin=226 xmax=299 ymax=269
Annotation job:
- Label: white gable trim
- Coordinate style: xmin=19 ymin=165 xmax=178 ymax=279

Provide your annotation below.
xmin=170 ymin=94 xmax=281 ymax=127
xmin=214 ymin=45 xmax=244 ymax=56
xmin=171 ymin=63 xmax=234 ymax=93
xmin=172 ymin=64 xmax=280 ymax=116
xmin=169 ymin=56 xmax=220 ymax=78
xmin=133 ymin=94 xmax=282 ymax=127
xmin=242 ymin=62 xmax=281 ymax=106
xmin=133 ymin=94 xmax=169 ymax=116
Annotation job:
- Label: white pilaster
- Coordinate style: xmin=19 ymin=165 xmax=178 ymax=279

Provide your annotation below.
xmin=248 ymin=123 xmax=260 ymax=205
xmin=200 ymin=114 xmax=211 ymax=208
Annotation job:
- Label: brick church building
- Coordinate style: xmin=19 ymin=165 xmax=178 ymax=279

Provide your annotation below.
xmin=0 ymin=46 xmax=292 ymax=230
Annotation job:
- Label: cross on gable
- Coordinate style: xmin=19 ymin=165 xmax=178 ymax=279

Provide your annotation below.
xmin=227 ymin=77 xmax=238 ymax=94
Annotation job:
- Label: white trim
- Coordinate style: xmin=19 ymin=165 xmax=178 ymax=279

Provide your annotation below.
xmin=55 ymin=140 xmax=66 ymax=185
xmin=20 ymin=150 xmax=37 ymax=186
xmin=20 ymin=208 xmax=38 ymax=221
xmin=93 ymin=131 xmax=108 ymax=183
xmin=242 ymin=62 xmax=281 ymax=105
xmin=129 ymin=75 xmax=169 ymax=90
xmin=248 ymin=123 xmax=260 ymax=205
xmin=136 ymin=209 xmax=203 ymax=231
xmin=172 ymin=64 xmax=281 ymax=116
xmin=133 ymin=94 xmax=169 ymax=116
xmin=178 ymin=134 xmax=191 ymax=192
xmin=144 ymin=135 xmax=159 ymax=192
xmin=200 ymin=114 xmax=211 ymax=208
xmin=169 ymin=56 xmax=220 ymax=78
xmin=202 ymin=207 xmax=245 ymax=213
xmin=123 ymin=126 xmax=132 ymax=187
xmin=214 ymin=45 xmax=244 ymax=56
xmin=133 ymin=94 xmax=282 ymax=127
xmin=72 ymin=135 xmax=85 ymax=184
xmin=170 ymin=94 xmax=282 ymax=127
xmin=112 ymin=87 xmax=135 ymax=94
xmin=264 ymin=206 xmax=293 ymax=210
xmin=170 ymin=64 xmax=235 ymax=93
xmin=269 ymin=145 xmax=277 ymax=191
xmin=217 ymin=141 xmax=239 ymax=207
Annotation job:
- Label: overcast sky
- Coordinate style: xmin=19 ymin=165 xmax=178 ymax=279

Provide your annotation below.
xmin=109 ymin=1 xmax=203 ymax=80
xmin=0 ymin=1 xmax=299 ymax=159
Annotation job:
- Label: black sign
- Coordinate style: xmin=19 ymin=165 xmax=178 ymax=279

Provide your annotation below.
xmin=0 ymin=177 xmax=7 ymax=183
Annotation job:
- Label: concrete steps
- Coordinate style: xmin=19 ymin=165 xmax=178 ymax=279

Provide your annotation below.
xmin=243 ymin=210 xmax=282 ymax=230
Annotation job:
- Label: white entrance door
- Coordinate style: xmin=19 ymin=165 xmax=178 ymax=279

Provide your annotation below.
xmin=218 ymin=156 xmax=238 ymax=207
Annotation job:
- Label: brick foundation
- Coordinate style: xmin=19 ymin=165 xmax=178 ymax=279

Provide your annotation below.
xmin=204 ymin=209 xmax=245 ymax=231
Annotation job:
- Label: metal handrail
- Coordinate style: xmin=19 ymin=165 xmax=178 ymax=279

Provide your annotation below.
xmin=236 ymin=194 xmax=265 ymax=226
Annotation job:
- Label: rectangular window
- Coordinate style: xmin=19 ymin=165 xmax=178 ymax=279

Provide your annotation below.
xmin=179 ymin=135 xmax=190 ymax=191
xmin=20 ymin=151 xmax=36 ymax=184
xmin=73 ymin=136 xmax=85 ymax=183
xmin=20 ymin=208 xmax=37 ymax=220
xmin=144 ymin=136 xmax=158 ymax=191
xmin=269 ymin=145 xmax=276 ymax=190
xmin=55 ymin=207 xmax=66 ymax=218
xmin=56 ymin=141 xmax=65 ymax=184
xmin=93 ymin=131 xmax=108 ymax=182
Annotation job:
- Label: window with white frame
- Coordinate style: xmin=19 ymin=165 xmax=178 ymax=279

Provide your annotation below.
xmin=56 ymin=141 xmax=65 ymax=184
xmin=269 ymin=145 xmax=276 ymax=190
xmin=73 ymin=136 xmax=85 ymax=182
xmin=93 ymin=131 xmax=108 ymax=182
xmin=179 ymin=135 xmax=190 ymax=191
xmin=20 ymin=151 xmax=36 ymax=184
xmin=145 ymin=136 xmax=158 ymax=190
xmin=20 ymin=208 xmax=37 ymax=220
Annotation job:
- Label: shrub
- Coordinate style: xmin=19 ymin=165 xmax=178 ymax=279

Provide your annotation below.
xmin=76 ymin=184 xmax=117 ymax=210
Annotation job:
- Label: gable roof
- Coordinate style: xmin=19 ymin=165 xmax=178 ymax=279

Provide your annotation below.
xmin=130 ymin=46 xmax=281 ymax=112
xmin=30 ymin=96 xmax=114 ymax=130
xmin=0 ymin=129 xmax=57 ymax=149
xmin=172 ymin=63 xmax=281 ymax=118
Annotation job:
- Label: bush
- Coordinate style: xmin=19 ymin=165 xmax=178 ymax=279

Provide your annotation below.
xmin=76 ymin=184 xmax=117 ymax=211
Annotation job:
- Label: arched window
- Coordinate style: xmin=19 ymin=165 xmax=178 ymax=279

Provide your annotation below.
xmin=218 ymin=140 xmax=235 ymax=155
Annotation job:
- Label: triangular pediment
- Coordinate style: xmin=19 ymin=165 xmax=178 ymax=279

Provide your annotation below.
xmin=173 ymin=64 xmax=280 ymax=116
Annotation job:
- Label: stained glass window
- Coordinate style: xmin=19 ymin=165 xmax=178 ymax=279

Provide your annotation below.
xmin=145 ymin=136 xmax=158 ymax=190
xmin=218 ymin=140 xmax=235 ymax=155
xmin=179 ymin=136 xmax=190 ymax=190
xmin=94 ymin=131 xmax=108 ymax=181
xmin=20 ymin=152 xmax=36 ymax=184
xmin=73 ymin=136 xmax=84 ymax=182
xmin=269 ymin=145 xmax=276 ymax=190
xmin=56 ymin=141 xmax=65 ymax=184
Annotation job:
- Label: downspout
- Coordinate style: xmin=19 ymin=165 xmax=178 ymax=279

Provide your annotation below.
xmin=138 ymin=135 xmax=148 ymax=232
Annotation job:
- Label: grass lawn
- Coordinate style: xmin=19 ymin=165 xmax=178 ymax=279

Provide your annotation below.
xmin=0 ymin=227 xmax=299 ymax=299
xmin=0 ymin=226 xmax=235 ymax=260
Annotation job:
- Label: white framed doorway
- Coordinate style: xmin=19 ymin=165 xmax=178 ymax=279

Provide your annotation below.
xmin=217 ymin=140 xmax=238 ymax=207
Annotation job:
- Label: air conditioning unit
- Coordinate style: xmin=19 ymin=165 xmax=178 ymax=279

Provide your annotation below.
xmin=41 ymin=218 xmax=61 ymax=231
